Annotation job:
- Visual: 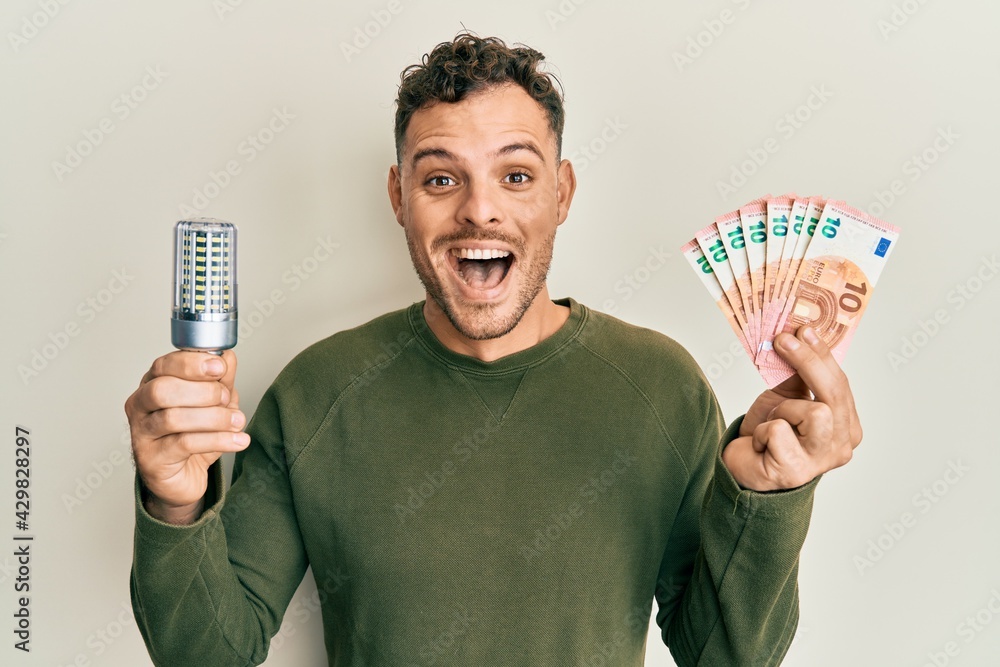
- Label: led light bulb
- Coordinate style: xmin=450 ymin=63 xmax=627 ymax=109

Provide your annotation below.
xmin=171 ymin=218 xmax=238 ymax=353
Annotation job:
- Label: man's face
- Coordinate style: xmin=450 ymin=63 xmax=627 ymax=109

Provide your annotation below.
xmin=389 ymin=83 xmax=575 ymax=341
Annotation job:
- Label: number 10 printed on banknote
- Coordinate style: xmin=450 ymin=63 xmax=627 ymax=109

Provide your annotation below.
xmin=682 ymin=194 xmax=901 ymax=387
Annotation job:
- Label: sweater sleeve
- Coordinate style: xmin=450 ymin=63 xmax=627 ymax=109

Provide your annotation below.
xmin=656 ymin=409 xmax=820 ymax=666
xmin=130 ymin=387 xmax=309 ymax=667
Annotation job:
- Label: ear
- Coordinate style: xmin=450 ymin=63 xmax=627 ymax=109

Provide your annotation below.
xmin=387 ymin=164 xmax=405 ymax=227
xmin=555 ymin=159 xmax=577 ymax=226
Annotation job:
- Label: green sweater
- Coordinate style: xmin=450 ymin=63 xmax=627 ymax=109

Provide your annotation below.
xmin=130 ymin=297 xmax=818 ymax=666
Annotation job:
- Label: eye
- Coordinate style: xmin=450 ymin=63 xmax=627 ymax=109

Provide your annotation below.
xmin=426 ymin=175 xmax=455 ymax=187
xmin=503 ymin=171 xmax=531 ymax=185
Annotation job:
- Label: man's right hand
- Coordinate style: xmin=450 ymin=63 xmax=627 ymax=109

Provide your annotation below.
xmin=125 ymin=350 xmax=248 ymax=525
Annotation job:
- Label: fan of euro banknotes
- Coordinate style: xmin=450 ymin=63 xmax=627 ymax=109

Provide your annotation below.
xmin=682 ymin=194 xmax=901 ymax=387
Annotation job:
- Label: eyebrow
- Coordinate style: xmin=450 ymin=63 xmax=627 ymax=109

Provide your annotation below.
xmin=494 ymin=142 xmax=546 ymax=164
xmin=410 ymin=147 xmax=455 ymax=170
xmin=410 ymin=142 xmax=546 ymax=170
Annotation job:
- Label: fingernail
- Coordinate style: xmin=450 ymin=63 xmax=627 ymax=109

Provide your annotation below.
xmin=205 ymin=358 xmax=224 ymax=376
xmin=779 ymin=334 xmax=800 ymax=351
xmin=802 ymin=327 xmax=820 ymax=345
xmin=233 ymin=432 xmax=250 ymax=447
xmin=231 ymin=411 xmax=246 ymax=429
xmin=220 ymin=387 xmax=231 ymax=405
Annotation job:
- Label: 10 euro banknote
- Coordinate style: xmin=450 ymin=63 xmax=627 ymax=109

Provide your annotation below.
xmin=682 ymin=194 xmax=901 ymax=387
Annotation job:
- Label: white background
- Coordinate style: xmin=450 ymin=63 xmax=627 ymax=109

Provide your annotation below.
xmin=2 ymin=1 xmax=999 ymax=665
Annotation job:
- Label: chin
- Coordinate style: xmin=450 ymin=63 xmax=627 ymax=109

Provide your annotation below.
xmin=435 ymin=293 xmax=525 ymax=341
xmin=406 ymin=223 xmax=556 ymax=343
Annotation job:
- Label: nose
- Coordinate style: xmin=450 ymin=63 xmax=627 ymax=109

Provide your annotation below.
xmin=455 ymin=178 xmax=502 ymax=227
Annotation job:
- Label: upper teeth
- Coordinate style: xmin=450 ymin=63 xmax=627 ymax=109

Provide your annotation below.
xmin=451 ymin=248 xmax=511 ymax=260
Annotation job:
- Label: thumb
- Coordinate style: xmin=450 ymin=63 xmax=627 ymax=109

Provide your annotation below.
xmin=227 ymin=387 xmax=241 ymax=410
xmin=219 ymin=349 xmax=239 ymax=393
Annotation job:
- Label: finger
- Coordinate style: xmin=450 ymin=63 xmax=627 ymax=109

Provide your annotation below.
xmin=772 ymin=400 xmax=854 ymax=469
xmin=773 ymin=331 xmax=863 ymax=448
xmin=150 ymin=430 xmax=251 ymax=462
xmin=768 ymin=399 xmax=835 ymax=444
xmin=140 ymin=405 xmax=246 ymax=440
xmin=752 ymin=419 xmax=816 ymax=488
xmin=793 ymin=326 xmax=863 ymax=446
xmin=773 ymin=327 xmax=849 ymax=407
xmin=141 ymin=350 xmax=229 ymax=385
xmin=797 ymin=326 xmax=850 ymax=387
xmin=752 ymin=418 xmax=799 ymax=455
xmin=721 ymin=436 xmax=772 ymax=491
xmin=132 ymin=376 xmax=231 ymax=414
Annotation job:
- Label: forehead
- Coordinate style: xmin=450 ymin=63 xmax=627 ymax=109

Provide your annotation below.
xmin=403 ymin=84 xmax=556 ymax=166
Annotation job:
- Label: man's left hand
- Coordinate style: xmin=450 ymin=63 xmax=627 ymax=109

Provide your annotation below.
xmin=722 ymin=326 xmax=864 ymax=492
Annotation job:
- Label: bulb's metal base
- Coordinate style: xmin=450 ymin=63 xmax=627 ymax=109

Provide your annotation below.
xmin=171 ymin=318 xmax=238 ymax=352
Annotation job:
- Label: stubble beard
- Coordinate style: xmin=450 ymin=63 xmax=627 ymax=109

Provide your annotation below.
xmin=405 ymin=226 xmax=556 ymax=341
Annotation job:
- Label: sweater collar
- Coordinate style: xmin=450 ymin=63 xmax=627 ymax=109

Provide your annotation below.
xmin=407 ymin=297 xmax=588 ymax=374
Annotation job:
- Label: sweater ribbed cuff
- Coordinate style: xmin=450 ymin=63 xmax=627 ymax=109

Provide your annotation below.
xmin=133 ymin=461 xmax=226 ymax=544
xmin=715 ymin=415 xmax=822 ymax=519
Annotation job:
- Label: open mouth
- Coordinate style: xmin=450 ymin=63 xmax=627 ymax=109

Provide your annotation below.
xmin=448 ymin=247 xmax=515 ymax=293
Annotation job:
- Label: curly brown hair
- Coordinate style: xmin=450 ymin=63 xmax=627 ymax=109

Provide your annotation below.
xmin=394 ymin=32 xmax=565 ymax=166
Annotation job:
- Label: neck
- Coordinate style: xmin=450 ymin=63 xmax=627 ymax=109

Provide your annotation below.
xmin=422 ymin=288 xmax=570 ymax=362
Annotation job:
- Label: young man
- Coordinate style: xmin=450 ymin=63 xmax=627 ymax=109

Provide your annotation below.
xmin=127 ymin=34 xmax=862 ymax=666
